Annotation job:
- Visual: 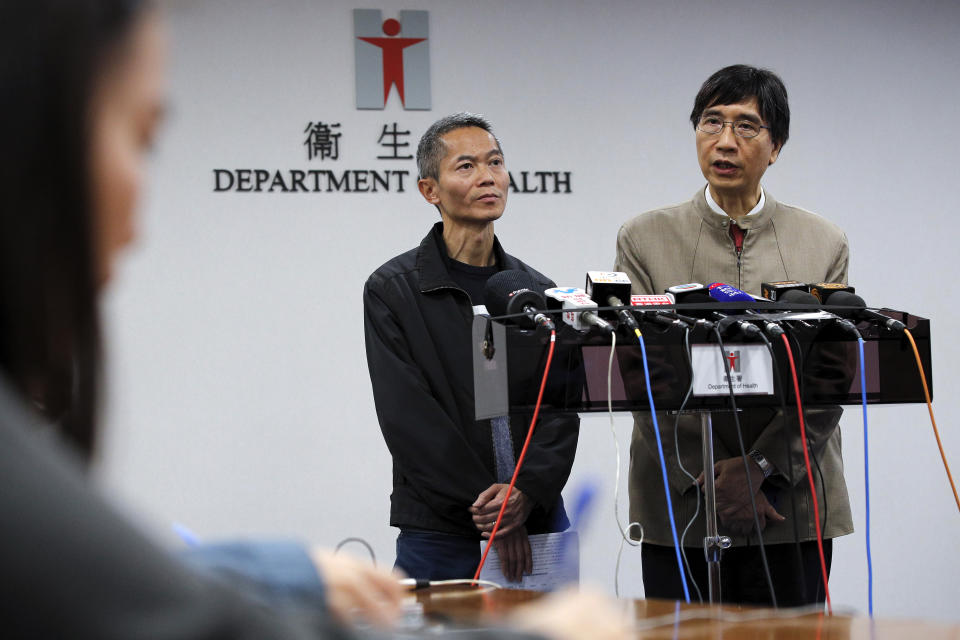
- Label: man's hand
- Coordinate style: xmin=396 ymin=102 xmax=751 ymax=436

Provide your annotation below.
xmin=718 ymin=489 xmax=784 ymax=535
xmin=493 ymin=527 xmax=532 ymax=584
xmin=470 ymin=483 xmax=533 ymax=538
xmin=310 ymin=550 xmax=403 ymax=628
xmin=697 ymin=456 xmax=783 ymax=535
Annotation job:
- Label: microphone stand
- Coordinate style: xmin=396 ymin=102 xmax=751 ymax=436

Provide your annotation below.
xmin=699 ymin=410 xmax=731 ymax=604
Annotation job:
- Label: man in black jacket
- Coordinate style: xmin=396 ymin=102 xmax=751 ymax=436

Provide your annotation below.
xmin=363 ymin=113 xmax=579 ymax=584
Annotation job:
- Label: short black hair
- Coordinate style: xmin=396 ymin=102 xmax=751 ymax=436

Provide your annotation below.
xmin=0 ymin=0 xmax=151 ymax=458
xmin=416 ymin=112 xmax=502 ymax=180
xmin=690 ymin=64 xmax=790 ymax=150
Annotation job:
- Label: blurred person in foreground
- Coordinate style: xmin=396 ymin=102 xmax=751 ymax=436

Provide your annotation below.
xmin=0 ymin=1 xmax=626 ymax=638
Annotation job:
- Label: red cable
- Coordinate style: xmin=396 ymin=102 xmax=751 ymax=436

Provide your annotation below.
xmin=779 ymin=334 xmax=832 ymax=613
xmin=473 ymin=331 xmax=557 ymax=582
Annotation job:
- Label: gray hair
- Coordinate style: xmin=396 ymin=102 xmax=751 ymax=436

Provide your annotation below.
xmin=416 ymin=112 xmax=503 ymax=180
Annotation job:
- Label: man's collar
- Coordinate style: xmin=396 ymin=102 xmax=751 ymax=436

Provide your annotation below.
xmin=704 ymin=185 xmax=765 ymax=218
xmin=694 ymin=187 xmax=776 ymax=231
xmin=416 ymin=222 xmax=509 ymax=292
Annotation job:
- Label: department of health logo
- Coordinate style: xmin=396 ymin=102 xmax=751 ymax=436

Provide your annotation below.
xmin=209 ymin=9 xmax=574 ymax=196
xmin=726 ymin=350 xmax=742 ymax=374
xmin=354 ymin=9 xmax=431 ymax=110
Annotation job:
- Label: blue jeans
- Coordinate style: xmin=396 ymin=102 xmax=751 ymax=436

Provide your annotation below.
xmin=394 ymin=529 xmax=480 ymax=580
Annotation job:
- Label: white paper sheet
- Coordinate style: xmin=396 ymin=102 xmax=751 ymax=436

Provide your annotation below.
xmin=478 ymin=531 xmax=579 ymax=591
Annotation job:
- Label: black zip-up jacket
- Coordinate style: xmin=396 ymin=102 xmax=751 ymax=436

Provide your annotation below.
xmin=363 ymin=223 xmax=580 ymax=537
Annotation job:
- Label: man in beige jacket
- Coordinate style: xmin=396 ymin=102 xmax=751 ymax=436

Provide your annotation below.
xmin=614 ymin=64 xmax=852 ymax=606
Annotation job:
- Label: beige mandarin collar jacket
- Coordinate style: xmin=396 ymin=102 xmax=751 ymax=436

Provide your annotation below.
xmin=613 ymin=188 xmax=853 ymax=547
xmin=615 ymin=188 xmax=849 ymax=297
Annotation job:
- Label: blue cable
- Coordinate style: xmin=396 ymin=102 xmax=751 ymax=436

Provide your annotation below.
xmin=636 ymin=331 xmax=691 ymax=603
xmin=858 ymin=337 xmax=873 ymax=616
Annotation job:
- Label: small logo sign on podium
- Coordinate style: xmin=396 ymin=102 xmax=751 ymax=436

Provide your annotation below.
xmin=690 ymin=344 xmax=774 ymax=396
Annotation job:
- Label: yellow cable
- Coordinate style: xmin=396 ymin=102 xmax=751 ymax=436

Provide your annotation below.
xmin=904 ymin=328 xmax=960 ymax=514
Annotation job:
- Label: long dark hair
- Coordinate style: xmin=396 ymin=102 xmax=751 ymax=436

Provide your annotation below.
xmin=0 ymin=0 xmax=148 ymax=459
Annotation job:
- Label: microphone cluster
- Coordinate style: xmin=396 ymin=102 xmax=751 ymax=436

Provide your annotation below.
xmin=484 ymin=270 xmax=905 ymax=337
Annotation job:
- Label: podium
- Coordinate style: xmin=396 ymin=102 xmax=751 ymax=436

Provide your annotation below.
xmin=472 ymin=304 xmax=931 ymax=418
xmin=471 ymin=303 xmax=932 ymax=602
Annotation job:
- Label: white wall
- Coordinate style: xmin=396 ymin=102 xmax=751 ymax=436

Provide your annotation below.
xmin=98 ymin=0 xmax=960 ymax=622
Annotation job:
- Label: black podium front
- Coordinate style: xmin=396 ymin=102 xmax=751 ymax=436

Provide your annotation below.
xmin=472 ymin=304 xmax=931 ymax=420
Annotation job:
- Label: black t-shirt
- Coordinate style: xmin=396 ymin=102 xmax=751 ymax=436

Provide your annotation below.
xmin=446 ymin=258 xmax=499 ymax=306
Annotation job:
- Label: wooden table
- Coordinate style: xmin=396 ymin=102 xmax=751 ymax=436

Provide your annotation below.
xmin=411 ymin=585 xmax=960 ymax=639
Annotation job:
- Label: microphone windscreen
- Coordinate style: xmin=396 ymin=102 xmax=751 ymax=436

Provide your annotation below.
xmin=762 ymin=280 xmax=809 ymax=300
xmin=708 ymin=282 xmax=755 ymax=302
xmin=825 ymin=290 xmax=904 ymax=330
xmin=824 ymin=290 xmax=866 ymax=307
xmin=779 ymin=289 xmax=820 ymax=305
xmin=484 ymin=269 xmax=546 ymax=317
xmin=809 ymin=282 xmax=856 ymax=303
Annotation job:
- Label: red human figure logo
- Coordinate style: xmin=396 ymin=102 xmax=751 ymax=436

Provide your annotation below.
xmin=358 ymin=19 xmax=425 ymax=105
xmin=727 ymin=351 xmax=740 ymax=372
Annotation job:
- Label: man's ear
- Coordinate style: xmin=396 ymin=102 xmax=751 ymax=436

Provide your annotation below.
xmin=418 ymin=177 xmax=440 ymax=205
xmin=768 ymin=144 xmax=781 ymax=167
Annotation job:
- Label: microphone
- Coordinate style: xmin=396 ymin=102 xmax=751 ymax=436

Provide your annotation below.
xmin=809 ymin=282 xmax=856 ymax=303
xmin=689 ymin=290 xmax=761 ymax=338
xmin=707 ymin=282 xmax=755 ymax=302
xmin=825 ymin=290 xmax=906 ymax=331
xmin=745 ymin=309 xmax=786 ymax=337
xmin=777 ymin=288 xmax=861 ymax=335
xmin=659 ymin=290 xmax=715 ymax=330
xmin=630 ymin=293 xmax=698 ymax=329
xmin=761 ymin=280 xmax=809 ymax=301
xmin=484 ymin=270 xmax=556 ymax=331
xmin=665 ymin=282 xmax=709 ymax=302
xmin=707 ymin=283 xmax=785 ymax=336
xmin=631 ymin=293 xmax=676 ymax=306
xmin=584 ymin=271 xmax=640 ymax=332
xmin=544 ymin=287 xmax=614 ymax=333
xmin=778 ymin=288 xmax=822 ymax=306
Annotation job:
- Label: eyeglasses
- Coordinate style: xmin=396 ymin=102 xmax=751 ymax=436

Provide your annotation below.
xmin=697 ymin=115 xmax=770 ymax=139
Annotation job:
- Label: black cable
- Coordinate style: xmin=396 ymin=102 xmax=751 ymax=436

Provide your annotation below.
xmin=787 ymin=327 xmax=832 ymax=576
xmin=793 ymin=325 xmax=830 ymax=541
xmin=712 ymin=326 xmax=778 ymax=607
xmin=334 ymin=537 xmax=377 ymax=566
xmin=787 ymin=330 xmax=806 ymax=397
xmin=756 ymin=330 xmax=806 ymax=599
xmin=788 ymin=320 xmax=838 ymax=595
xmin=808 ymin=445 xmax=831 ymax=604
xmin=811 ymin=447 xmax=829 ymax=538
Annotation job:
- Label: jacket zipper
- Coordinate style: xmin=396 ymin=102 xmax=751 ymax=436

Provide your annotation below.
xmin=740 ymin=230 xmax=748 ymax=290
xmin=729 ymin=221 xmax=747 ymax=290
